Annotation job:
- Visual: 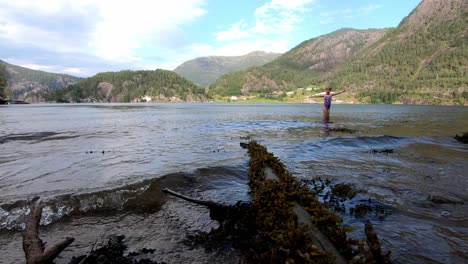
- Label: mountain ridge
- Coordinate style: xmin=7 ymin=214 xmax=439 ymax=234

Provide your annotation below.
xmin=208 ymin=0 xmax=467 ymax=105
xmin=207 ymin=28 xmax=389 ymax=97
xmin=174 ymin=51 xmax=281 ymax=86
xmin=0 ymin=59 xmax=82 ymax=100
xmin=325 ymin=0 xmax=467 ymax=104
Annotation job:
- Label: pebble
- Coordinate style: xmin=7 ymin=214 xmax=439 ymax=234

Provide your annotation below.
xmin=440 ymin=211 xmax=451 ymax=217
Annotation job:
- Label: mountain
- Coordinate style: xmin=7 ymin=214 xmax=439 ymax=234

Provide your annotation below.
xmin=43 ymin=69 xmax=208 ymax=103
xmin=0 ymin=64 xmax=7 ymax=100
xmin=5 ymin=0 xmax=464 ymax=105
xmin=0 ymin=60 xmax=82 ymax=100
xmin=326 ymin=0 xmax=467 ymax=105
xmin=208 ymin=0 xmax=467 ymax=105
xmin=174 ymin=51 xmax=281 ymax=87
xmin=207 ymin=28 xmax=389 ymax=96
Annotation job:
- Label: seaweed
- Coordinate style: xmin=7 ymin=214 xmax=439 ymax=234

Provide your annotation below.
xmin=332 ymin=183 xmax=357 ymax=200
xmin=369 ymin=148 xmax=394 ymax=154
xmin=245 ymin=141 xmax=391 ymax=263
xmin=350 ymin=204 xmax=373 ymax=218
xmin=69 ymin=235 xmax=164 ymax=264
xmin=327 ymin=127 xmax=358 ymax=134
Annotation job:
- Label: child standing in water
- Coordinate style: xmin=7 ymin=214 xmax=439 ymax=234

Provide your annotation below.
xmin=315 ymin=87 xmax=345 ymax=123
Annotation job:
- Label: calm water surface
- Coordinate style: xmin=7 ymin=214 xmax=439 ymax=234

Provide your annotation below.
xmin=0 ymin=103 xmax=467 ymax=263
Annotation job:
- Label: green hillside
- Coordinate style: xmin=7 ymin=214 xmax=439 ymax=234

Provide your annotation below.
xmin=174 ymin=51 xmax=281 ymax=87
xmin=208 ymin=0 xmax=467 ymax=105
xmin=208 ymin=28 xmax=388 ymax=97
xmin=0 ymin=64 xmax=6 ymax=100
xmin=44 ymin=69 xmax=208 ymax=103
xmin=328 ymin=0 xmax=467 ymax=105
xmin=0 ymin=60 xmax=81 ymax=100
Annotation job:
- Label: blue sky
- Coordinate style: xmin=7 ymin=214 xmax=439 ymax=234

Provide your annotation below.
xmin=0 ymin=0 xmax=421 ymax=77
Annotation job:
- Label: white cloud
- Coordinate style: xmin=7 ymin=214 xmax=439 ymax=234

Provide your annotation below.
xmin=319 ymin=10 xmax=342 ymax=25
xmin=216 ymin=20 xmax=251 ymax=42
xmin=90 ymin=0 xmax=206 ymax=62
xmin=319 ymin=4 xmax=383 ymax=25
xmin=17 ymin=63 xmax=54 ymax=72
xmin=360 ymin=4 xmax=383 ymax=14
xmin=216 ymin=0 xmax=316 ymax=43
xmin=4 ymin=57 xmax=89 ymax=75
xmin=62 ymin=67 xmax=83 ymax=75
xmin=319 ymin=16 xmax=335 ymax=25
xmin=0 ymin=0 xmax=207 ymax=63
xmin=266 ymin=0 xmax=316 ymax=11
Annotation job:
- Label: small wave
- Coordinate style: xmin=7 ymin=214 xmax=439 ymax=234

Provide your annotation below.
xmin=0 ymin=166 xmax=247 ymax=231
xmin=0 ymin=132 xmax=79 ymax=144
xmin=321 ymin=135 xmax=410 ymax=149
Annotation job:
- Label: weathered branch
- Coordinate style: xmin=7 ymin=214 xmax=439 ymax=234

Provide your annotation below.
xmin=263 ymin=167 xmax=347 ymax=264
xmin=163 ymin=188 xmax=231 ymax=224
xmin=163 ymin=188 xmax=227 ymax=209
xmin=22 ymin=203 xmax=74 ymax=264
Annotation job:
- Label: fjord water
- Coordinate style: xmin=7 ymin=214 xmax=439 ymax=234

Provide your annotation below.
xmin=0 ymin=103 xmax=467 ymax=263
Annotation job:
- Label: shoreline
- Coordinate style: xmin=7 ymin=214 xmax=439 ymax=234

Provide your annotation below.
xmin=4 ymin=101 xmax=467 ymax=106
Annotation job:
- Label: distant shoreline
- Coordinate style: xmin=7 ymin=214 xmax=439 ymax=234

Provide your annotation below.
xmin=0 ymin=99 xmax=29 ymax=105
xmin=5 ymin=101 xmax=467 ymax=107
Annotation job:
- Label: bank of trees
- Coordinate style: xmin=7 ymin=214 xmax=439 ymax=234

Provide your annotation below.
xmin=44 ymin=69 xmax=207 ymax=103
xmin=0 ymin=65 xmax=7 ymax=100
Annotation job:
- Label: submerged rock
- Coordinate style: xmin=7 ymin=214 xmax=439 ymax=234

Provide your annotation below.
xmin=454 ymin=132 xmax=468 ymax=144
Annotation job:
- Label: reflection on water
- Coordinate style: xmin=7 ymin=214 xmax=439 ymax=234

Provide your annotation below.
xmin=0 ymin=103 xmax=467 ymax=263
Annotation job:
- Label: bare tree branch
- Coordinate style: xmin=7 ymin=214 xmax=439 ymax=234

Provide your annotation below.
xmin=22 ymin=202 xmax=75 ymax=264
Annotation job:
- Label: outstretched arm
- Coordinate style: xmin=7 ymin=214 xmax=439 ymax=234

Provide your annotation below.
xmin=331 ymin=90 xmax=346 ymax=96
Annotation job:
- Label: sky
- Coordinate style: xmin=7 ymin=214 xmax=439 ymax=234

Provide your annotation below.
xmin=0 ymin=0 xmax=422 ymax=77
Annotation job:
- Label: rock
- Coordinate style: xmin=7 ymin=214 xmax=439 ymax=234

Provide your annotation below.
xmin=429 ymin=193 xmax=464 ymax=204
xmin=440 ymin=211 xmax=451 ymax=217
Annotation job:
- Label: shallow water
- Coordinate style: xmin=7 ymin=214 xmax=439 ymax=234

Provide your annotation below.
xmin=0 ymin=103 xmax=467 ymax=263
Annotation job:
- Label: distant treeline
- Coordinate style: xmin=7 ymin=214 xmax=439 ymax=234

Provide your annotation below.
xmin=334 ymin=9 xmax=468 ymax=105
xmin=43 ymin=69 xmax=207 ymax=103
xmin=0 ymin=64 xmax=7 ymax=100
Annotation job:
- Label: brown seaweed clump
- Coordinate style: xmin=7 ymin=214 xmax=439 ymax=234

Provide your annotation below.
xmin=246 ymin=141 xmax=391 ymax=263
xmin=327 ymin=127 xmax=358 ymax=134
xmin=332 ymin=183 xmax=357 ymax=200
xmin=69 ymin=235 xmax=163 ymax=264
xmin=454 ymin=132 xmax=468 ymax=144
xmin=247 ymin=142 xmax=335 ymax=263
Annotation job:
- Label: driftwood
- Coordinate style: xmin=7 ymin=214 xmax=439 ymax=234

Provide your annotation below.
xmin=262 ymin=164 xmax=347 ymax=264
xmin=246 ymin=141 xmax=392 ymax=263
xmin=23 ymin=203 xmax=75 ymax=264
xmin=162 ymin=188 xmax=228 ymax=210
xmin=162 ymin=188 xmax=233 ymax=227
